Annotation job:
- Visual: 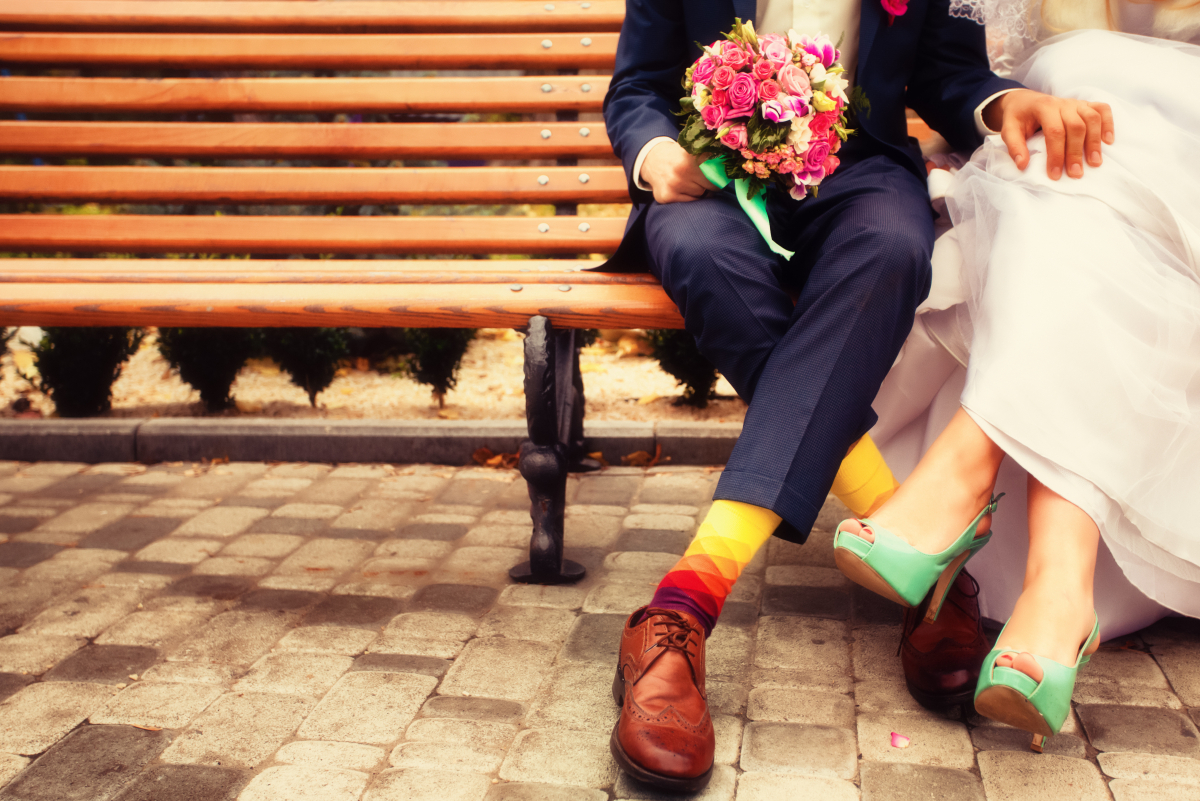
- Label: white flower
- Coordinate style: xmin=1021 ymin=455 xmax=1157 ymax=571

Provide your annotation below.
xmin=823 ymin=72 xmax=849 ymax=102
xmin=809 ymin=63 xmax=827 ymax=86
xmin=787 ymin=115 xmax=814 ymax=152
xmin=692 ymin=84 xmax=710 ymax=109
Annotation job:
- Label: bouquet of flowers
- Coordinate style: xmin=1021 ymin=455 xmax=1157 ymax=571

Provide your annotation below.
xmin=679 ymin=20 xmax=854 ymax=202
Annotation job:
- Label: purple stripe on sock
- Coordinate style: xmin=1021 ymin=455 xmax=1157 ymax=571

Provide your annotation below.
xmin=649 ymin=586 xmax=717 ymax=637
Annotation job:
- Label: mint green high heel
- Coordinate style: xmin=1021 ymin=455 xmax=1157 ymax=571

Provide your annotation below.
xmin=974 ymin=613 xmax=1100 ymax=752
xmin=832 ymin=495 xmax=1001 ymax=623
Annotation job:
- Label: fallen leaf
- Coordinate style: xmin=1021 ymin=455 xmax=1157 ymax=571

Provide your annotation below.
xmin=637 ymin=393 xmax=660 ymax=405
xmin=617 ymin=333 xmax=653 ymax=358
xmin=437 ymin=408 xmax=460 ymax=420
xmin=339 ymin=386 xmax=355 ymax=395
xmin=587 ymin=451 xmax=610 ymax=468
xmin=473 ymin=447 xmax=519 ymax=469
xmin=621 ymin=444 xmax=662 ymax=468
xmin=890 ymin=732 xmax=911 ymax=749
xmin=235 ymin=399 xmax=263 ymax=414
xmin=130 ymin=725 xmax=162 ymax=732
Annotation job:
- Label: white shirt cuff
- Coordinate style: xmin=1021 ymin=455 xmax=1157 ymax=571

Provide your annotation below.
xmin=632 ymin=136 xmax=677 ymax=191
xmin=974 ymin=88 xmax=1021 ymax=136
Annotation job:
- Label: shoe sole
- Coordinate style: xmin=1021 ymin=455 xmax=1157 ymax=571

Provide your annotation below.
xmin=975 ymin=685 xmax=1056 ymax=737
xmin=609 ymin=665 xmax=714 ymax=793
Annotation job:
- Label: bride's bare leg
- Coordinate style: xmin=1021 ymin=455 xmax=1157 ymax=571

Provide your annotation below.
xmin=994 ymin=477 xmax=1100 ymax=679
xmin=843 ymin=408 xmax=1005 ymax=552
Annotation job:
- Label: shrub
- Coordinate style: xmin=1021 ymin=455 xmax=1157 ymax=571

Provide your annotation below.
xmin=32 ymin=327 xmax=145 ymax=417
xmin=157 ymin=327 xmax=261 ymax=412
xmin=264 ymin=328 xmax=349 ymax=407
xmin=646 ymin=328 xmax=720 ymax=408
xmin=405 ymin=328 xmax=476 ymax=408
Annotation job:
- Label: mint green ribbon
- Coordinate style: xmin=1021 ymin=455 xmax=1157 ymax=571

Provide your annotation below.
xmin=699 ymin=157 xmax=794 ymax=260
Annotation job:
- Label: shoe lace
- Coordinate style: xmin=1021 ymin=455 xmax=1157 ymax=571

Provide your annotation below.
xmin=649 ymin=610 xmax=699 ymax=659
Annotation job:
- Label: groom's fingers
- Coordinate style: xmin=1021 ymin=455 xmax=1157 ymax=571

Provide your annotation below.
xmin=1080 ymin=102 xmax=1106 ymax=168
xmin=1000 ymin=121 xmax=1030 ymax=172
xmin=1061 ymin=106 xmax=1088 ymax=179
xmin=1038 ymin=107 xmax=1067 ymax=181
xmin=1094 ymin=102 xmax=1115 ymax=146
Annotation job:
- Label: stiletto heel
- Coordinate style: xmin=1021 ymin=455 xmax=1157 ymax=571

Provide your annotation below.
xmin=974 ymin=613 xmax=1100 ymax=747
xmin=833 ymin=494 xmax=1002 ymax=622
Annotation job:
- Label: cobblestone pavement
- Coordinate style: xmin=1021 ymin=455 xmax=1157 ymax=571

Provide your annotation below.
xmin=0 ymin=460 xmax=1197 ymax=801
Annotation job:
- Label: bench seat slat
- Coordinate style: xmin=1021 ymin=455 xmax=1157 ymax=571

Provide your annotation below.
xmin=0 ymin=281 xmax=683 ymax=329
xmin=0 ymin=121 xmax=615 ymax=159
xmin=0 ymin=76 xmax=609 ymax=114
xmin=0 ymin=259 xmax=660 ymax=285
xmin=0 ymin=1 xmax=626 ymax=33
xmin=0 ymin=165 xmax=630 ymax=204
xmin=0 ymin=215 xmax=626 ymax=254
xmin=0 ymin=32 xmax=619 ymax=70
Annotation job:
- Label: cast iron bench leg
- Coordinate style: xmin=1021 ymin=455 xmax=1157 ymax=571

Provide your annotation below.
xmin=510 ymin=315 xmax=587 ymax=584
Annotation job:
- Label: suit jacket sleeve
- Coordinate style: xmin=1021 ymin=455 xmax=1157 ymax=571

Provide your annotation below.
xmin=904 ymin=0 xmax=1024 ymax=151
xmin=603 ymin=0 xmax=690 ymax=200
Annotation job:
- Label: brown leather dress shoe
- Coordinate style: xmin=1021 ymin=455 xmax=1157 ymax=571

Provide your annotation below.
xmin=611 ymin=606 xmax=715 ymax=792
xmin=901 ymin=569 xmax=991 ymax=709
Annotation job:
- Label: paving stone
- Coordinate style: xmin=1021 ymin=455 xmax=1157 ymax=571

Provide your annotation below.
xmin=440 ymin=639 xmax=557 ymax=702
xmin=356 ymin=556 xmax=439 ymax=586
xmin=164 ymin=575 xmax=253 ymax=600
xmin=22 ymin=547 xmax=125 ymax=583
xmin=760 ymin=586 xmax=850 ymax=620
xmin=168 ymin=611 xmax=293 ymax=667
xmin=35 ymin=503 xmax=135 ymax=535
xmin=405 ymin=718 xmax=518 ymax=751
xmin=498 ymin=585 xmax=586 ymax=610
xmin=112 ymin=559 xmax=193 ymax=577
xmin=636 ymin=473 xmax=712 ymax=506
xmin=238 ymin=589 xmax=320 ymax=611
xmin=166 ymin=469 xmax=265 ymax=502
xmin=352 ymin=654 xmax=450 ymax=678
xmin=159 ymin=692 xmax=315 ymax=767
xmin=851 ymin=585 xmax=905 ymax=626
xmin=614 ymin=764 xmax=737 ymax=801
xmin=1078 ymin=704 xmax=1200 ymax=756
xmin=297 ymin=671 xmax=438 ymax=744
xmin=560 ymin=614 xmax=626 ymax=665
xmin=747 ymin=688 xmax=855 ymax=728
xmin=739 ymin=722 xmax=857 ymax=779
xmin=220 ymin=534 xmax=304 ymax=559
xmin=1098 ymin=751 xmax=1200 ymax=785
xmin=0 ymin=752 xmax=29 ymax=789
xmin=1149 ymin=641 xmax=1200 ymax=706
xmin=1109 ymin=779 xmax=1200 ymax=801
xmin=368 ymin=636 xmax=463 ymax=660
xmin=476 ymin=606 xmax=577 ymax=644
xmin=130 ymin=498 xmax=213 ymax=517
xmin=854 ymin=680 xmax=955 ymax=718
xmin=408 ymin=584 xmax=499 ymax=617
xmin=0 ymin=672 xmax=32 ymax=703
xmin=194 ymin=557 xmax=275 ymax=577
xmin=168 ymin=507 xmax=269 ymax=539
xmin=613 ymin=529 xmax=693 ymax=555
xmin=419 ymin=695 xmax=525 ymax=724
xmin=857 ymin=712 xmax=972 ymax=769
xmin=525 ymin=662 xmax=618 ymax=734
xmin=566 ymin=505 xmax=628 ymax=519
xmin=562 ymin=516 xmax=624 ymax=550
xmin=389 ymin=741 xmax=505 ymax=773
xmin=385 ymin=611 xmax=477 ymax=641
xmin=273 ymin=539 xmax=374 ymax=579
xmin=0 ymin=516 xmax=46 ymax=537
xmin=0 ymin=633 xmax=85 ymax=674
xmin=140 ymin=662 xmax=237 ymax=685
xmin=708 ymin=626 xmax=754 ymax=680
xmin=44 ymin=645 xmax=159 ymax=685
xmin=369 ymin=475 xmax=451 ymax=502
xmin=754 ymin=617 xmax=850 ymax=672
xmin=850 ymin=625 xmax=902 ymax=680
xmin=581 ymin=583 xmax=655 ymax=615
xmin=362 ymin=768 xmax=490 ymax=801
xmin=233 ymin=653 xmax=353 ymax=697
xmin=275 ymin=741 xmax=385 ymax=772
xmin=331 ymin=583 xmax=417 ymax=600
xmin=91 ymin=681 xmax=223 ymax=729
xmin=92 ymin=570 xmax=175 ymax=591
xmin=484 ymin=784 xmax=606 ymax=801
xmin=247 ymin=518 xmax=331 ymax=536
xmin=499 ymin=728 xmax=617 ymax=788
xmin=708 ymin=680 xmax=750 ymax=716
xmin=372 ymin=539 xmax=455 ymax=561
xmin=711 ymin=715 xmax=745 ymax=766
xmin=237 ymin=765 xmax=368 ymax=801
xmin=0 ymin=681 xmax=113 ymax=755
xmin=971 ymin=725 xmax=1087 ymax=757
xmin=462 ymin=525 xmax=529 ymax=549
xmin=1078 ymin=649 xmax=1171 ymax=688
xmin=735 ymin=773 xmax=859 ymax=801
xmin=236 ymin=478 xmax=313 ymax=500
xmin=258 ymin=575 xmax=338 ymax=592
xmin=135 ymin=538 xmax=223 ymax=564
xmin=266 ymin=464 xmax=331 ymax=480
xmin=859 ymin=762 xmax=985 ymax=801
xmin=435 ymin=547 xmax=524 ymax=582
xmin=0 ymin=723 xmax=169 ymax=801
xmin=0 ymin=542 xmax=62 ymax=569
xmin=977 ymin=751 xmax=1110 ymax=801
xmin=79 ymin=516 xmax=182 ymax=552
xmin=1073 ymin=682 xmax=1183 ymax=709
xmin=437 ymin=479 xmax=505 ymax=507
xmin=573 ymin=476 xmax=640 ymax=506
xmin=329 ymin=466 xmax=390 ymax=480
xmin=621 ymin=513 xmax=696 ymax=533
xmin=601 ymin=552 xmax=679 ymax=579
xmin=30 ymin=472 xmax=122 ymax=500
xmin=764 ymin=566 xmax=849 ymax=588
xmin=395 ymin=523 xmax=467 ymax=542
xmin=0 ymin=477 xmax=60 ymax=496
xmin=276 ymin=626 xmax=377 ymax=656
xmin=294 ymin=480 xmax=369 ymax=507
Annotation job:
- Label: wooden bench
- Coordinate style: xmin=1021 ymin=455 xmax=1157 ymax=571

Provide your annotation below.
xmin=0 ymin=1 xmax=932 ymax=585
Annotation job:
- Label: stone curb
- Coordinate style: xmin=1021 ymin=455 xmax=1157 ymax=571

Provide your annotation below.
xmin=0 ymin=418 xmax=742 ymax=465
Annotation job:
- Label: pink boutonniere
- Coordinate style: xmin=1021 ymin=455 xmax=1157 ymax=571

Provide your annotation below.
xmin=881 ymin=0 xmax=908 ymax=25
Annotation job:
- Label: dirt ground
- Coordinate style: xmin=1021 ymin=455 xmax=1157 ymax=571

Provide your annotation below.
xmin=0 ymin=328 xmax=746 ymax=424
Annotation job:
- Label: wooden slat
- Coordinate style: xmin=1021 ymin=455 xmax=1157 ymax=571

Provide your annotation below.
xmin=0 ymin=1 xmax=626 ymax=33
xmin=0 ymin=121 xmax=615 ymax=159
xmin=0 ymin=282 xmax=683 ymax=329
xmin=0 ymin=258 xmax=660 ymax=285
xmin=0 ymin=215 xmax=626 ymax=254
xmin=0 ymin=76 xmax=609 ymax=114
xmin=0 ymin=165 xmax=630 ymax=204
xmin=0 ymin=32 xmax=619 ymax=69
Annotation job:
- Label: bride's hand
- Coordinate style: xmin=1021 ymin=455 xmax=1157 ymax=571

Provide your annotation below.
xmin=982 ymin=89 xmax=1114 ymax=181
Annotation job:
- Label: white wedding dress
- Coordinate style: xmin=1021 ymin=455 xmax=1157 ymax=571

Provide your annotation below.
xmin=871 ymin=4 xmax=1200 ymax=639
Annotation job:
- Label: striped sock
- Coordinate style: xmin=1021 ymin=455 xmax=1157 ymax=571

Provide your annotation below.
xmin=831 ymin=434 xmax=899 ymax=517
xmin=649 ymin=500 xmax=780 ymax=636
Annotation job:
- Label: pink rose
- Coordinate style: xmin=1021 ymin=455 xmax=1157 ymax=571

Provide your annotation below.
xmin=760 ymin=99 xmax=794 ymax=124
xmin=764 ymin=151 xmax=782 ymax=166
xmin=804 ymin=138 xmax=831 ymax=171
xmin=711 ymin=65 xmax=736 ymax=89
xmin=823 ymin=154 xmax=841 ymax=175
xmin=720 ymin=123 xmax=748 ymax=150
xmin=777 ymin=64 xmax=812 ymax=99
xmin=809 ymin=111 xmax=838 ymax=137
xmin=700 ymin=102 xmax=727 ymax=130
xmin=752 ymin=57 xmax=776 ymax=81
xmin=758 ymin=79 xmax=781 ymax=101
xmin=711 ymin=87 xmax=728 ymax=107
xmin=721 ymin=42 xmax=751 ymax=71
xmin=759 ymin=34 xmax=792 ymax=68
xmin=692 ymin=56 xmax=717 ymax=86
xmin=725 ymin=72 xmax=758 ymax=118
xmin=830 ymin=134 xmax=842 ymax=153
xmin=881 ymin=0 xmax=909 ymax=15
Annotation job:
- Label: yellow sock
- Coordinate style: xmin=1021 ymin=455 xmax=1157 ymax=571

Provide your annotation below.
xmin=831 ymin=434 xmax=899 ymax=517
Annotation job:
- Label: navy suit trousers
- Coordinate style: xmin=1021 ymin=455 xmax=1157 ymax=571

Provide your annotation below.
xmin=643 ymin=142 xmax=933 ymax=542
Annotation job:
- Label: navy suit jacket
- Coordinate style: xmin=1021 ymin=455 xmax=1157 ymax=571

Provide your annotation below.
xmin=601 ymin=0 xmax=1022 ymax=270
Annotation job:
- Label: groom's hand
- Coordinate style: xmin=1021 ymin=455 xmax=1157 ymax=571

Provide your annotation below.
xmin=983 ymin=89 xmax=1114 ymax=181
xmin=640 ymin=141 xmax=718 ymax=204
